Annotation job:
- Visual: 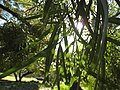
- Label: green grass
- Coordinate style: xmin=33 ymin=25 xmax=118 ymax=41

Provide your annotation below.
xmin=0 ymin=76 xmax=51 ymax=90
xmin=1 ymin=75 xmax=38 ymax=82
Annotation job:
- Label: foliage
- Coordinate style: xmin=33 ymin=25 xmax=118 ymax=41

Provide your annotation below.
xmin=0 ymin=0 xmax=120 ymax=90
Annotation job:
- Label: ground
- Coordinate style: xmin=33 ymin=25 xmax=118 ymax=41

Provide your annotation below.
xmin=0 ymin=76 xmax=51 ymax=90
xmin=0 ymin=80 xmax=39 ymax=90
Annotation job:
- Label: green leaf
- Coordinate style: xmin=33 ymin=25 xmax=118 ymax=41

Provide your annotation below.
xmin=43 ymin=0 xmax=52 ymax=18
xmin=98 ymin=0 xmax=108 ymax=59
xmin=108 ymin=17 xmax=120 ymax=25
xmin=45 ymin=24 xmax=59 ymax=74
xmin=59 ymin=44 xmax=68 ymax=83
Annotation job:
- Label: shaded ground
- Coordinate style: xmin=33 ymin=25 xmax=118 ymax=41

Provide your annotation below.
xmin=0 ymin=80 xmax=39 ymax=90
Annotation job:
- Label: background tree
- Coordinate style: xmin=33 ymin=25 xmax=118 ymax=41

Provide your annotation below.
xmin=0 ymin=0 xmax=120 ymax=90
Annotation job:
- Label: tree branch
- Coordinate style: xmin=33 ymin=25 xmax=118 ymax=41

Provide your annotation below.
xmin=107 ymin=37 xmax=120 ymax=46
xmin=0 ymin=4 xmax=31 ymax=26
xmin=109 ymin=17 xmax=120 ymax=25
xmin=115 ymin=0 xmax=120 ymax=7
xmin=0 ymin=4 xmax=19 ymax=18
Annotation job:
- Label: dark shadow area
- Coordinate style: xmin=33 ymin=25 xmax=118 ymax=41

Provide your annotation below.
xmin=70 ymin=81 xmax=83 ymax=90
xmin=0 ymin=80 xmax=39 ymax=90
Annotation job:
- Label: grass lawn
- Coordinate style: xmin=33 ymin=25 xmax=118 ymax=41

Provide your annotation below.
xmin=1 ymin=75 xmax=38 ymax=82
xmin=0 ymin=76 xmax=51 ymax=90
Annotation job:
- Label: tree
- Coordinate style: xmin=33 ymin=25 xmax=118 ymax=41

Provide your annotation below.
xmin=0 ymin=0 xmax=120 ymax=90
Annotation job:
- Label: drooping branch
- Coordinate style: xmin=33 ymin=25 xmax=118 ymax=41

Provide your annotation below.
xmin=107 ymin=37 xmax=120 ymax=46
xmin=0 ymin=4 xmax=31 ymax=26
xmin=109 ymin=17 xmax=120 ymax=25
xmin=115 ymin=0 xmax=120 ymax=7
xmin=0 ymin=4 xmax=19 ymax=18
